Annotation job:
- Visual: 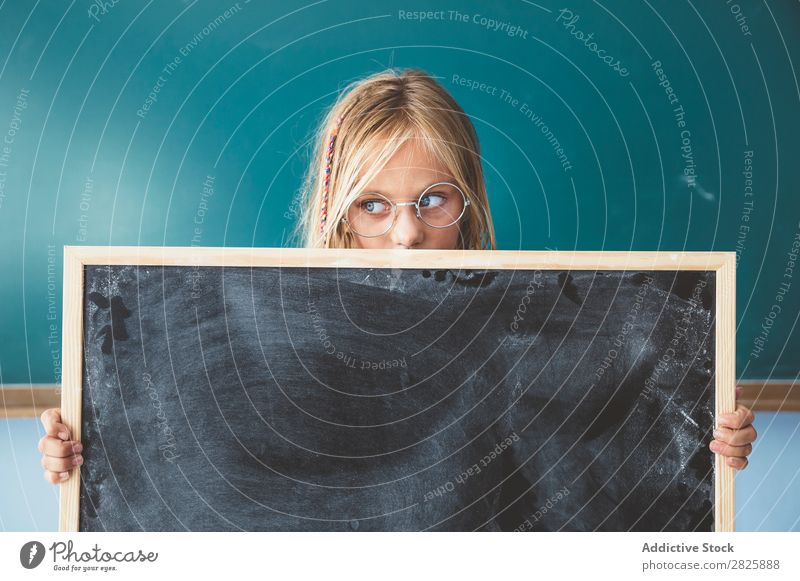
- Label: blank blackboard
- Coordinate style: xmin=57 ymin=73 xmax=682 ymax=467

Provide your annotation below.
xmin=59 ymin=247 xmax=735 ymax=531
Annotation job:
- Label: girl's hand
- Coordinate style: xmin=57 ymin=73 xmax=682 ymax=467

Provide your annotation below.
xmin=38 ymin=408 xmax=83 ymax=484
xmin=709 ymin=386 xmax=756 ymax=470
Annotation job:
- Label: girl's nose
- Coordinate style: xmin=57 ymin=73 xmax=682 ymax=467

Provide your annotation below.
xmin=390 ymin=204 xmax=424 ymax=248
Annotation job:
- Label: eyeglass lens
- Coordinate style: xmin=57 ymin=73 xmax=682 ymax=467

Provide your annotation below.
xmin=346 ymin=182 xmax=466 ymax=237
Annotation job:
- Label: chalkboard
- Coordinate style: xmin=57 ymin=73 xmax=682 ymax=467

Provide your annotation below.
xmin=59 ymin=247 xmax=735 ymax=531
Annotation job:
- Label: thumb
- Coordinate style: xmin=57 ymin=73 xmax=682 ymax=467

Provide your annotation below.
xmin=40 ymin=408 xmax=70 ymax=441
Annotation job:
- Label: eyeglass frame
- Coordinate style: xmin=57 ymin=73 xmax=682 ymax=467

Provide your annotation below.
xmin=340 ymin=181 xmax=471 ymax=238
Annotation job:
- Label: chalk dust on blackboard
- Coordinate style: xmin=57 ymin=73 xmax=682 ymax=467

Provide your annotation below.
xmin=644 ymin=384 xmax=709 ymax=479
xmin=78 ymin=266 xmax=717 ymax=531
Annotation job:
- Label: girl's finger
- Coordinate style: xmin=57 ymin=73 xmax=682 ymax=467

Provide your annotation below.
xmin=39 ymin=437 xmax=82 ymax=457
xmin=41 ymin=454 xmax=82 ymax=473
xmin=718 ymin=405 xmax=755 ymax=429
xmin=726 ymin=457 xmax=749 ymax=470
xmin=712 ymin=425 xmax=757 ymax=447
xmin=40 ymin=408 xmax=70 ymax=441
xmin=709 ymin=440 xmax=752 ymax=458
xmin=44 ymin=470 xmax=70 ymax=484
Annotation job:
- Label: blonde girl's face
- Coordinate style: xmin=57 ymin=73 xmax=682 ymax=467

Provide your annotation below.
xmin=347 ymin=139 xmax=462 ymax=250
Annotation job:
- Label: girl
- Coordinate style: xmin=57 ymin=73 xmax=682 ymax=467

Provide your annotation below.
xmin=39 ymin=68 xmax=755 ymax=488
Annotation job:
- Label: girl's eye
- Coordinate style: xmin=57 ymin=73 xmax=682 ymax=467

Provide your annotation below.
xmin=419 ymin=193 xmax=447 ymax=208
xmin=360 ymin=198 xmax=389 ymax=214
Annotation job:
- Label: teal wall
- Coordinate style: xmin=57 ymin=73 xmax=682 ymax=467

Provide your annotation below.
xmin=1 ymin=1 xmax=798 ymax=384
xmin=1 ymin=1 xmax=799 ymax=383
xmin=0 ymin=1 xmax=798 ymax=530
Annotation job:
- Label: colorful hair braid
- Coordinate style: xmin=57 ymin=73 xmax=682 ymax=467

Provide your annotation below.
xmin=319 ymin=114 xmax=344 ymax=239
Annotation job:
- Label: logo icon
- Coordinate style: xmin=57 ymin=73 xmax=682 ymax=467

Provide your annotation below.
xmin=20 ymin=541 xmax=45 ymax=569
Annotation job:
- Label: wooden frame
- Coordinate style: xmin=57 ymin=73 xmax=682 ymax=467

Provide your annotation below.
xmin=59 ymin=246 xmax=736 ymax=532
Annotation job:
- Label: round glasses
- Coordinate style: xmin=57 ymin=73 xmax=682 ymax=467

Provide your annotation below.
xmin=342 ymin=181 xmax=470 ymax=238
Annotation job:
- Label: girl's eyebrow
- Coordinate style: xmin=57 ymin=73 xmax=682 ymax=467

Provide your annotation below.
xmin=364 ymin=180 xmax=456 ymax=195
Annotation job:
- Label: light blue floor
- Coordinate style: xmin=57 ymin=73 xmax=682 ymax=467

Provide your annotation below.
xmin=0 ymin=417 xmax=60 ymax=531
xmin=2 ymin=413 xmax=799 ymax=531
xmin=735 ymin=411 xmax=800 ymax=531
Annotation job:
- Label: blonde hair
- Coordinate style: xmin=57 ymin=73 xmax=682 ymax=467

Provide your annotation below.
xmin=291 ymin=68 xmax=496 ymax=250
